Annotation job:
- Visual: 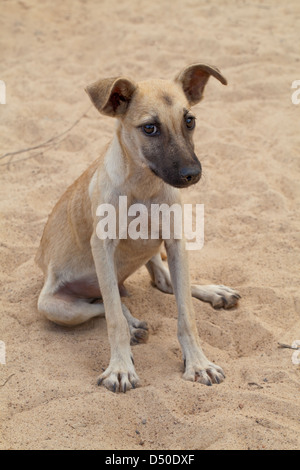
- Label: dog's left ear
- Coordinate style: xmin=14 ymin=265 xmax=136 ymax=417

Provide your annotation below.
xmin=175 ymin=63 xmax=227 ymax=106
xmin=85 ymin=77 xmax=137 ymax=117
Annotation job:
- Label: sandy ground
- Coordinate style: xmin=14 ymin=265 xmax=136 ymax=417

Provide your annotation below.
xmin=0 ymin=0 xmax=300 ymax=450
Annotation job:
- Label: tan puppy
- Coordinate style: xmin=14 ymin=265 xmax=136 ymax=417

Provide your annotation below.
xmin=36 ymin=64 xmax=240 ymax=393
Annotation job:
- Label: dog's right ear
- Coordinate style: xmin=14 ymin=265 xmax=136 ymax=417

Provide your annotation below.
xmin=85 ymin=77 xmax=137 ymax=117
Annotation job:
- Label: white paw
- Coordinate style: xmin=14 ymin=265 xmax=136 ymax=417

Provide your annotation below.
xmin=193 ymin=284 xmax=241 ymax=309
xmin=97 ymin=358 xmax=140 ymax=393
xmin=210 ymin=285 xmax=241 ymax=309
xmin=183 ymin=359 xmax=225 ymax=386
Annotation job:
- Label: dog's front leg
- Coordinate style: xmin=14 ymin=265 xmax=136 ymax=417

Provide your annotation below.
xmin=91 ymin=233 xmax=139 ymax=392
xmin=165 ymin=238 xmax=225 ymax=386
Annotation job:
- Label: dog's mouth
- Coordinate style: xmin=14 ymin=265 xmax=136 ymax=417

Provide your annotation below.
xmin=149 ymin=165 xmax=159 ymax=177
xmin=149 ymin=163 xmax=202 ymax=188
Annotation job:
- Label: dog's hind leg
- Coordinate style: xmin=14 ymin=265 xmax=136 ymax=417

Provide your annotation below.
xmin=121 ymin=304 xmax=149 ymax=345
xmin=146 ymin=253 xmax=240 ymax=309
xmin=38 ymin=292 xmax=105 ymax=326
xmin=146 ymin=253 xmax=173 ymax=294
xmin=39 ymin=289 xmax=149 ymax=344
xmin=38 ymin=290 xmax=105 ymax=326
xmin=38 ymin=275 xmax=149 ymax=342
xmin=36 ymin=270 xmax=105 ymax=326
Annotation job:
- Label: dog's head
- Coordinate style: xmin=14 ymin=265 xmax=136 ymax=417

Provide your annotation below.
xmin=85 ymin=64 xmax=227 ymax=188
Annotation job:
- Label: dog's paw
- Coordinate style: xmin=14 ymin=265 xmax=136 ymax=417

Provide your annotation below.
xmin=183 ymin=360 xmax=225 ymax=386
xmin=211 ymin=285 xmax=241 ymax=309
xmin=193 ymin=284 xmax=240 ymax=309
xmin=97 ymin=360 xmax=140 ymax=393
xmin=129 ymin=320 xmax=149 ymax=345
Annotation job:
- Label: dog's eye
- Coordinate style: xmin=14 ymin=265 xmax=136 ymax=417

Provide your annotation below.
xmin=185 ymin=116 xmax=196 ymax=130
xmin=142 ymin=124 xmax=159 ymax=136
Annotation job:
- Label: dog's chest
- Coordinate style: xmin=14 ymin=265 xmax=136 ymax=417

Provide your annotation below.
xmin=115 ymin=235 xmax=162 ymax=282
xmin=114 ymin=201 xmax=164 ymax=275
xmin=118 ymin=205 xmax=163 ymax=257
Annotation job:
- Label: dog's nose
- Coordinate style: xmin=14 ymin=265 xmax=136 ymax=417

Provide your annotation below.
xmin=179 ymin=165 xmax=202 ymax=185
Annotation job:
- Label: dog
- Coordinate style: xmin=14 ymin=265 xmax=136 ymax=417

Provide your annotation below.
xmin=36 ymin=63 xmax=240 ymax=393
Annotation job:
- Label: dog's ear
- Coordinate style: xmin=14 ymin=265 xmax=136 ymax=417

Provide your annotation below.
xmin=85 ymin=77 xmax=137 ymax=117
xmin=175 ymin=64 xmax=227 ymax=106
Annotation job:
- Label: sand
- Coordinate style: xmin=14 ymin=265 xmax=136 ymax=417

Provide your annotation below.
xmin=0 ymin=0 xmax=299 ymax=450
